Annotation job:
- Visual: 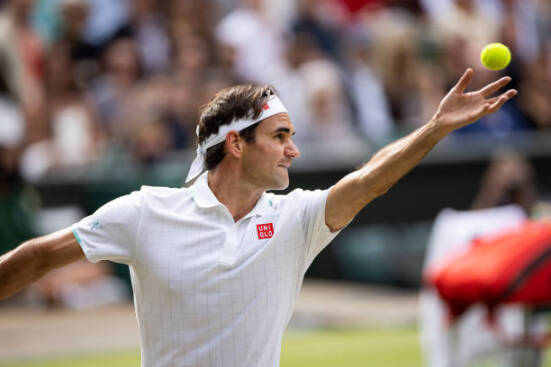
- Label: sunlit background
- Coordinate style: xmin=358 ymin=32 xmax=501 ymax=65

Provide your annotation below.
xmin=0 ymin=0 xmax=550 ymax=366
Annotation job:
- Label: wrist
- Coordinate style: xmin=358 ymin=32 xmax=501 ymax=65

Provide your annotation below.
xmin=427 ymin=113 xmax=452 ymax=140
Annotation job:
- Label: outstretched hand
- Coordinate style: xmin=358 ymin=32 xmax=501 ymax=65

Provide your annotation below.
xmin=433 ymin=68 xmax=518 ymax=134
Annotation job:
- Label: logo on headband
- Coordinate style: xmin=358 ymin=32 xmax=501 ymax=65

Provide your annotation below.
xmin=262 ymin=103 xmax=270 ymax=110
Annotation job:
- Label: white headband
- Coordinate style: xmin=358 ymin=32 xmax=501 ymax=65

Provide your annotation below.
xmin=185 ymin=95 xmax=288 ymax=183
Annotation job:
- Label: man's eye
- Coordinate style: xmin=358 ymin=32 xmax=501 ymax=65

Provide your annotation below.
xmin=275 ymin=134 xmax=285 ymax=142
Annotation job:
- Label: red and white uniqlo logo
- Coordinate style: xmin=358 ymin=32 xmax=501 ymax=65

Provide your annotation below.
xmin=262 ymin=103 xmax=270 ymax=110
xmin=256 ymin=223 xmax=274 ymax=239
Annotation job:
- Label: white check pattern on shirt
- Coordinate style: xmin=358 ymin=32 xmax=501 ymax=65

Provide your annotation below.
xmin=72 ymin=172 xmax=342 ymax=367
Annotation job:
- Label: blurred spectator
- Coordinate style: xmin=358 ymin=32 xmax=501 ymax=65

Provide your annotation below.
xmin=88 ymin=36 xmax=142 ymax=134
xmin=19 ymin=42 xmax=102 ymax=181
xmin=129 ymin=0 xmax=171 ymax=76
xmin=82 ymin=0 xmax=130 ymax=47
xmin=114 ymin=76 xmax=174 ymax=163
xmin=215 ymin=0 xmax=286 ymax=84
xmin=300 ymin=57 xmax=357 ymax=141
xmin=431 ymin=0 xmax=499 ymax=68
xmin=425 ymin=0 xmax=537 ymax=138
xmin=31 ymin=0 xmax=62 ymax=45
xmin=499 ymin=0 xmax=539 ymax=65
xmin=271 ymin=30 xmax=359 ymax=145
xmin=342 ymin=24 xmax=394 ymax=144
xmin=0 ymin=0 xmax=547 ymax=177
xmin=167 ymin=0 xmax=217 ymax=46
xmin=291 ymin=0 xmax=344 ymax=61
xmin=356 ymin=4 xmax=440 ymax=129
xmin=518 ymin=43 xmax=551 ymax=129
xmin=0 ymin=0 xmax=47 ymax=144
xmin=535 ymin=0 xmax=551 ymax=43
xmin=129 ymin=111 xmax=172 ymax=165
xmin=57 ymin=0 xmax=100 ymax=86
xmin=472 ymin=150 xmax=539 ymax=215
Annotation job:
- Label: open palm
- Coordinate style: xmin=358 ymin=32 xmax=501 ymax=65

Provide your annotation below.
xmin=434 ymin=68 xmax=518 ymax=133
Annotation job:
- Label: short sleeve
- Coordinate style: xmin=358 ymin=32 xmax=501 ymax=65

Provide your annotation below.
xmin=287 ymin=188 xmax=343 ymax=267
xmin=72 ymin=191 xmax=143 ymax=265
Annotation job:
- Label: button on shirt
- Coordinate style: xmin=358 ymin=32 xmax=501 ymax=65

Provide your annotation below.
xmin=72 ymin=172 xmax=342 ymax=367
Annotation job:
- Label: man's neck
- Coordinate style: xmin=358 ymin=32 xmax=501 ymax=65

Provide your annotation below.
xmin=207 ymin=168 xmax=264 ymax=222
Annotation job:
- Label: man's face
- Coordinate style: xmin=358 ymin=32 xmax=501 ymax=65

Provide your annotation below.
xmin=241 ymin=113 xmax=300 ymax=191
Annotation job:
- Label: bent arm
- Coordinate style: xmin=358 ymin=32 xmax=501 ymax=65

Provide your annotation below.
xmin=325 ymin=68 xmax=518 ymax=231
xmin=0 ymin=227 xmax=84 ymax=300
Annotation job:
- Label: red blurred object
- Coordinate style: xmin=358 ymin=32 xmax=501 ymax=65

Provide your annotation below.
xmin=427 ymin=220 xmax=551 ymax=321
xmin=336 ymin=0 xmax=385 ymax=14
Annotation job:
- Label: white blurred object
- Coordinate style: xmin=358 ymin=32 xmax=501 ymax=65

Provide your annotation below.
xmin=348 ymin=65 xmax=393 ymax=143
xmin=420 ymin=0 xmax=500 ymax=21
xmin=19 ymin=140 xmax=55 ymax=181
xmin=83 ymin=0 xmax=129 ymax=45
xmin=299 ymin=59 xmax=358 ymax=142
xmin=216 ymin=7 xmax=285 ymax=84
xmin=59 ymin=276 xmax=129 ymax=309
xmin=52 ymin=104 xmax=95 ymax=166
xmin=263 ymin=0 xmax=296 ymax=26
xmin=420 ymin=205 xmax=546 ymax=367
xmin=0 ymin=97 xmax=24 ymax=148
xmin=19 ymin=104 xmax=95 ymax=181
xmin=34 ymin=206 xmax=85 ymax=235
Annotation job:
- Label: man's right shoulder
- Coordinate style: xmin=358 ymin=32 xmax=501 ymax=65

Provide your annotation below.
xmin=138 ymin=185 xmax=191 ymax=201
xmin=130 ymin=186 xmax=194 ymax=213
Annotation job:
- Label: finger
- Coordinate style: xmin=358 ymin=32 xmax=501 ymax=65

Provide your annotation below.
xmin=503 ymin=89 xmax=518 ymax=99
xmin=486 ymin=94 xmax=509 ymax=113
xmin=453 ymin=68 xmax=474 ymax=93
xmin=478 ymin=76 xmax=512 ymax=97
xmin=485 ymin=96 xmax=500 ymax=105
xmin=485 ymin=89 xmax=517 ymax=105
xmin=484 ymin=89 xmax=517 ymax=113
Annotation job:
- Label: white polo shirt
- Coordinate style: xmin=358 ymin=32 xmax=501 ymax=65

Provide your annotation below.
xmin=72 ymin=172 xmax=342 ymax=367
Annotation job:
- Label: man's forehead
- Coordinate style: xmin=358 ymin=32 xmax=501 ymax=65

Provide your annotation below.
xmin=257 ymin=113 xmax=294 ymax=132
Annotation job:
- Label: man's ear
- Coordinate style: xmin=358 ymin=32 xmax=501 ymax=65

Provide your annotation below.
xmin=226 ymin=131 xmax=244 ymax=158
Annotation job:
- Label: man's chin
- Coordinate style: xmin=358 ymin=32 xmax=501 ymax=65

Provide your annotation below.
xmin=268 ymin=175 xmax=289 ymax=191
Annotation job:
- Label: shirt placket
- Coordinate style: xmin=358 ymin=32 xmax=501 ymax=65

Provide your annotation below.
xmin=219 ymin=224 xmax=239 ymax=266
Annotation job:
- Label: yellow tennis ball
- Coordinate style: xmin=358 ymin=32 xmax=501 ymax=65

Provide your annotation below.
xmin=480 ymin=43 xmax=511 ymax=70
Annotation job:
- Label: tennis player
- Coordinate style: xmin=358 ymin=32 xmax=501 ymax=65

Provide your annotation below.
xmin=0 ymin=68 xmax=516 ymax=366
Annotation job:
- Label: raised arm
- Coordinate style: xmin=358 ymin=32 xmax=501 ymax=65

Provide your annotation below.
xmin=325 ymin=68 xmax=518 ymax=231
xmin=0 ymin=227 xmax=84 ymax=300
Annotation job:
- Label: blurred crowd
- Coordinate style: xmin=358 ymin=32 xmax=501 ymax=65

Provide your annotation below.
xmin=0 ymin=0 xmax=550 ymax=182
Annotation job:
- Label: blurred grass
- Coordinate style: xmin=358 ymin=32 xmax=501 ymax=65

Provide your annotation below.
xmin=281 ymin=328 xmax=421 ymax=367
xmin=2 ymin=327 xmax=551 ymax=367
xmin=1 ymin=328 xmax=420 ymax=367
xmin=0 ymin=351 xmax=140 ymax=367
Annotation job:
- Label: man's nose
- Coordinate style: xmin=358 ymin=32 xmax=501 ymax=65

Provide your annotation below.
xmin=285 ymin=139 xmax=300 ymax=159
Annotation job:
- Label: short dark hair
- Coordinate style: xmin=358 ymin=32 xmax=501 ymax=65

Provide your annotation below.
xmin=197 ymin=84 xmax=277 ymax=170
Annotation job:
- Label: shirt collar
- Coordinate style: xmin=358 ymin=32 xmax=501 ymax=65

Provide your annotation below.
xmin=191 ymin=172 xmax=275 ymax=218
xmin=191 ymin=171 xmax=222 ymax=208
